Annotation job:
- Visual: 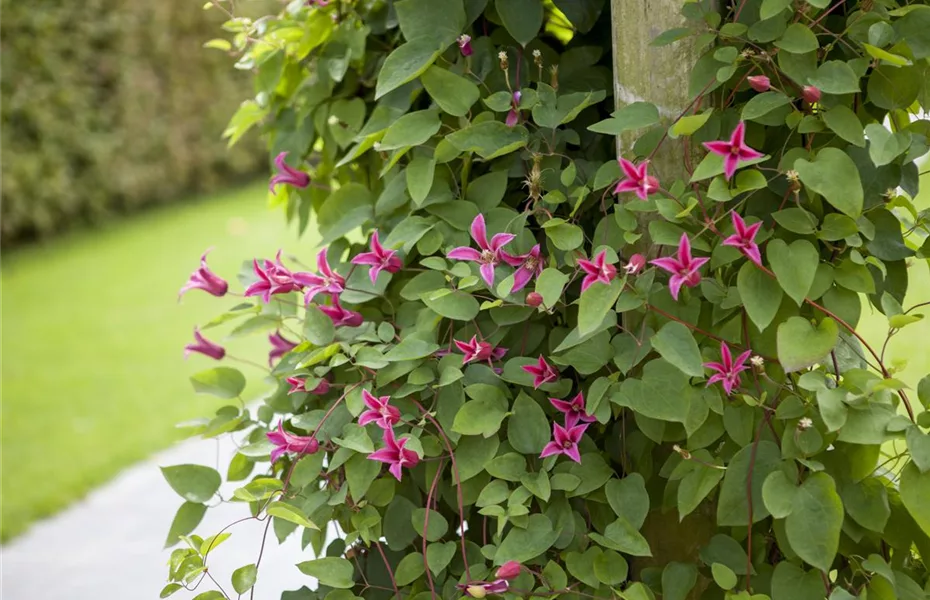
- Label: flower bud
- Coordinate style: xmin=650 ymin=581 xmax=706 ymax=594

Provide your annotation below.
xmin=802 ymin=85 xmax=821 ymax=104
xmin=498 ymin=50 xmax=509 ymax=70
xmin=624 ymin=254 xmax=646 ymax=275
xmin=496 ymin=561 xmax=522 ymax=580
xmin=457 ymin=34 xmax=473 ymax=57
xmin=526 ymin=291 xmax=543 ymax=307
xmin=798 ymin=417 xmax=813 ymax=431
xmin=466 ymin=586 xmax=487 ymax=599
xmin=747 ymin=75 xmax=770 ymax=92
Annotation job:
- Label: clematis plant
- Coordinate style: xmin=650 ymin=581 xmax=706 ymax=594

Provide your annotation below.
xmin=447 ymin=214 xmax=515 ymax=287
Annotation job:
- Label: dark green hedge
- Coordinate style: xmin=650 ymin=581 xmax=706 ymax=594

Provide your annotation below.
xmin=0 ymin=1 xmax=267 ymax=245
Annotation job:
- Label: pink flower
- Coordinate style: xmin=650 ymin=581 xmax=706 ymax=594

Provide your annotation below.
xmin=540 ymin=421 xmax=588 ymax=463
xmin=495 ymin=561 xmax=522 ymax=581
xmin=704 ymin=342 xmax=752 ymax=396
xmin=650 ymin=233 xmax=709 ymax=301
xmin=351 ymin=231 xmax=403 ymax=284
xmin=624 ymin=253 xmax=646 ymax=275
xmin=747 ymin=75 xmax=770 ymax=92
xmin=358 ymin=389 xmax=401 ymax=430
xmin=292 ymin=248 xmax=346 ymax=304
xmin=179 ymin=250 xmax=228 ymax=299
xmin=368 ymin=427 xmax=419 ymax=481
xmin=702 ymin=121 xmax=765 ymax=180
xmin=318 ymin=298 xmax=364 ymax=327
xmin=184 ymin=328 xmax=225 ymax=360
xmin=268 ymin=331 xmax=298 ymax=366
xmin=501 ymin=244 xmax=544 ymax=293
xmin=722 ymin=212 xmax=763 ymax=267
xmin=550 ymin=392 xmax=595 ymax=428
xmin=286 ymin=377 xmax=330 ymax=395
xmin=459 ymin=580 xmax=510 ymax=597
xmin=577 ymin=249 xmax=617 ymax=292
xmin=802 ymin=85 xmax=821 ymax=104
xmin=447 ymin=215 xmax=516 ymax=287
xmin=267 ymin=421 xmax=319 ymax=463
xmin=521 ymin=355 xmax=559 ymax=389
xmin=614 ymin=158 xmax=659 ymax=200
xmin=244 ymin=251 xmax=301 ymax=303
xmin=505 ymin=91 xmax=522 ymax=128
xmin=454 ymin=335 xmax=508 ymax=365
xmin=269 ymin=152 xmax=310 ymax=192
xmin=457 ymin=34 xmax=473 ymax=57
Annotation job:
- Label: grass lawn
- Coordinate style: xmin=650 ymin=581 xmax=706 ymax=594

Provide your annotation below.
xmin=0 ymin=182 xmax=315 ymax=541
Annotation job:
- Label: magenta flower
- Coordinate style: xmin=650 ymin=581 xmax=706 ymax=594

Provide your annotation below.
xmin=704 ymin=342 xmax=752 ymax=396
xmin=184 ymin=328 xmax=225 ymax=361
xmin=624 ymin=253 xmax=646 ymax=275
xmin=702 ymin=122 xmax=765 ymax=180
xmin=454 ymin=335 xmax=508 ymax=365
xmin=614 ymin=158 xmax=659 ymax=200
xmin=522 ymin=355 xmax=559 ymax=389
xmin=747 ymin=75 xmax=770 ymax=92
xmin=351 ymin=231 xmax=403 ymax=284
xmin=650 ymin=233 xmax=709 ymax=301
xmin=179 ymin=250 xmax=228 ymax=299
xmin=358 ymin=389 xmax=401 ymax=430
xmin=292 ymin=248 xmax=345 ymax=304
xmin=722 ymin=212 xmax=763 ymax=267
xmin=447 ymin=215 xmax=516 ymax=287
xmin=501 ymin=244 xmax=544 ymax=293
xmin=802 ymin=85 xmax=821 ymax=104
xmin=267 ymin=421 xmax=319 ymax=462
xmin=269 ymin=152 xmax=310 ymax=192
xmin=286 ymin=377 xmax=330 ymax=395
xmin=368 ymin=427 xmax=419 ymax=481
xmin=540 ymin=421 xmax=588 ymax=464
xmin=505 ymin=91 xmax=522 ymax=128
xmin=458 ymin=580 xmax=510 ymax=597
xmin=268 ymin=330 xmax=298 ymax=366
xmin=244 ymin=251 xmax=301 ymax=303
xmin=495 ymin=562 xmax=522 ymax=581
xmin=319 ymin=298 xmax=364 ymax=327
xmin=577 ymin=249 xmax=617 ymax=292
xmin=550 ymin=392 xmax=596 ymax=428
xmin=457 ymin=34 xmax=473 ymax=57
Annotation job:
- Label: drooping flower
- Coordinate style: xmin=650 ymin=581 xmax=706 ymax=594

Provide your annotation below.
xmin=458 ymin=580 xmax=510 ymax=598
xmin=624 ymin=253 xmax=646 ymax=275
xmin=614 ymin=158 xmax=659 ymax=201
xmin=704 ymin=342 xmax=752 ymax=396
xmin=454 ymin=335 xmax=508 ymax=365
xmin=650 ymin=233 xmax=709 ymax=301
xmin=550 ymin=392 xmax=596 ymax=428
xmin=501 ymin=244 xmax=544 ymax=293
xmin=184 ymin=328 xmax=225 ymax=360
xmin=368 ymin=427 xmax=420 ymax=481
xmin=702 ymin=121 xmax=765 ymax=180
xmin=495 ymin=561 xmax=522 ymax=581
xmin=244 ymin=251 xmax=301 ymax=303
xmin=286 ymin=377 xmax=330 ymax=395
xmin=179 ymin=250 xmax=228 ymax=299
xmin=267 ymin=421 xmax=319 ymax=462
xmin=722 ymin=212 xmax=763 ymax=267
xmin=358 ymin=389 xmax=401 ymax=430
xmin=457 ymin=34 xmax=473 ymax=57
xmin=269 ymin=152 xmax=310 ymax=192
xmin=577 ymin=249 xmax=617 ymax=292
xmin=292 ymin=248 xmax=346 ymax=304
xmin=522 ymin=355 xmax=559 ymax=389
xmin=319 ymin=298 xmax=364 ymax=327
xmin=506 ymin=91 xmax=522 ymax=128
xmin=351 ymin=231 xmax=402 ymax=284
xmin=539 ymin=422 xmax=588 ymax=464
xmin=802 ymin=85 xmax=821 ymax=104
xmin=447 ymin=215 xmax=516 ymax=287
xmin=268 ymin=330 xmax=298 ymax=366
xmin=747 ymin=75 xmax=770 ymax=92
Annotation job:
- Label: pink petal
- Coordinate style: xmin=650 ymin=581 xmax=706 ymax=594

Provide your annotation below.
xmin=720 ymin=343 xmax=733 ymax=371
xmin=368 ymin=448 xmax=397 ymax=463
xmin=744 ymin=244 xmax=763 ymax=266
xmin=618 ymin=158 xmax=640 ymax=181
xmin=511 ymin=267 xmax=535 ymax=293
xmin=730 ymin=122 xmax=746 ymax=148
xmin=579 ymin=274 xmax=597 ymax=293
xmin=351 ymin=252 xmax=381 ymax=266
xmin=489 ymin=233 xmax=516 ymax=253
xmin=723 ymin=154 xmax=740 ymax=180
xmin=650 ymin=257 xmax=682 ymax=274
xmin=479 ymin=263 xmax=496 ymax=287
xmin=677 ymin=234 xmax=693 ymax=265
xmin=564 ymin=445 xmax=582 ymax=463
xmin=703 ymin=141 xmax=732 ymax=157
xmin=549 ymin=397 xmax=574 ymax=414
xmin=471 ymin=215 xmax=489 ymax=249
xmin=540 ymin=442 xmax=563 ymax=459
xmin=731 ymin=212 xmax=747 ymax=237
xmin=388 ymin=462 xmax=404 ymax=481
xmin=447 ymin=247 xmax=482 ymax=262
xmin=614 ymin=180 xmax=640 ymax=195
xmin=362 ymin=389 xmax=381 ymax=410
xmin=668 ymin=274 xmax=685 ymax=301
xmin=358 ymin=411 xmax=380 ymax=426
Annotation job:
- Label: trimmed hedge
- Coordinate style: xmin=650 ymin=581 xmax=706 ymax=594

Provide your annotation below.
xmin=0 ymin=1 xmax=267 ymax=244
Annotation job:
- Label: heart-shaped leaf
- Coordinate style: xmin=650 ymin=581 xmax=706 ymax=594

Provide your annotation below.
xmin=777 ymin=317 xmax=839 ymax=372
xmin=767 ymin=239 xmax=819 ymax=305
xmin=793 ymin=148 xmax=863 ymax=218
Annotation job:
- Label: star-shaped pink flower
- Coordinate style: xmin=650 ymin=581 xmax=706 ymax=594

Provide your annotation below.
xmin=614 ymin=158 xmax=659 ymax=200
xmin=577 ymin=249 xmax=617 ymax=292
xmin=179 ymin=250 xmax=228 ymax=299
xmin=368 ymin=427 xmax=419 ymax=481
xmin=267 ymin=421 xmax=319 ymax=462
xmin=521 ymin=355 xmax=559 ymax=389
xmin=244 ymin=250 xmax=301 ymax=303
xmin=702 ymin=121 xmax=765 ymax=180
xmin=539 ymin=421 xmax=588 ymax=464
xmin=704 ymin=342 xmax=752 ymax=396
xmin=447 ymin=215 xmax=515 ymax=287
xmin=268 ymin=330 xmax=298 ymax=366
xmin=351 ymin=231 xmax=403 ymax=284
xmin=501 ymin=244 xmax=544 ymax=293
xmin=286 ymin=377 xmax=330 ymax=395
xmin=358 ymin=389 xmax=401 ymax=430
xmin=454 ymin=335 xmax=508 ymax=365
xmin=318 ymin=298 xmax=364 ymax=327
xmin=292 ymin=248 xmax=346 ymax=304
xmin=722 ymin=212 xmax=763 ymax=267
xmin=650 ymin=233 xmax=709 ymax=301
xmin=550 ymin=392 xmax=596 ymax=428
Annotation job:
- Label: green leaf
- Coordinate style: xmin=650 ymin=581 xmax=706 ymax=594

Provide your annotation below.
xmin=671 ymin=110 xmax=713 ymax=137
xmin=455 ymin=434 xmax=500 ymax=481
xmin=767 ymin=239 xmax=819 ymax=305
xmin=495 ymin=513 xmax=558 ymax=563
xmin=760 ymin=0 xmax=791 ymax=19
xmin=900 ymin=462 xmax=930 ymax=536
xmin=777 ymin=317 xmax=838 ymax=373
xmin=818 ymin=213 xmax=859 ymax=241
xmin=452 ymin=397 xmax=508 ymax=437
xmin=394 ymin=552 xmax=426 ymax=585
xmin=616 ymin=359 xmax=694 ymax=424
xmin=593 ymin=550 xmax=629 ymax=585
xmin=605 ymin=475 xmax=650 ymax=529
xmin=864 ymin=123 xmax=910 ymax=166
xmin=774 ymin=23 xmax=820 ymax=53
xmin=542 ymin=219 xmax=584 ymax=250
xmin=521 ymin=470 xmax=551 ymax=501
xmin=160 ymin=583 xmax=182 ymax=598
xmin=395 ymin=0 xmax=464 ymax=47
xmin=677 ymin=456 xmax=725 ymax=520
xmin=907 ymin=426 xmax=930 ymax=473
xmin=771 ymin=562 xmax=824 ymax=600
xmin=785 ymin=473 xmax=843 ymax=572
xmin=535 ymin=268 xmax=569 ymax=307
xmin=447 ymin=122 xmax=529 ymax=159
xmin=662 ymin=562 xmax=698 ymax=600
xmin=579 ymin=279 xmax=622 ymax=336
xmin=161 ymin=465 xmax=221 ymax=504
xmin=650 ymin=321 xmax=704 ymax=377
xmin=384 ymin=337 xmax=439 ymax=361
xmin=232 ymin=564 xmax=257 ymax=594
xmin=588 ymin=102 xmax=659 ymax=134
xmin=304 ymin=305 xmax=336 ymax=346
xmin=421 ymin=66 xmax=480 ymax=117
xmin=834 ymin=259 xmax=875 ymax=293
xmin=296 ymin=557 xmax=355 ymax=589
xmin=266 ymin=502 xmax=318 ymax=529
xmin=375 ymin=41 xmax=441 ymax=100
xmin=190 ymin=368 xmax=246 ymax=399
xmin=772 ymin=207 xmax=818 ymax=234
xmin=333 ymin=423 xmax=375 ymax=453
xmin=508 ymin=392 xmax=550 ymax=454
xmin=863 ymin=43 xmax=911 ymax=66
xmin=597 ymin=517 xmax=652 ymax=556
xmin=690 ymin=150 xmax=768 ymax=182
xmin=717 ymin=441 xmax=781 ymax=526
xmin=406 ymin=155 xmax=435 ymax=205
xmin=496 ymin=0 xmax=543 ymax=46
xmin=422 ymin=289 xmax=480 ymax=320
xmin=737 ymin=262 xmax=783 ymax=331
xmin=807 ymin=60 xmax=861 ymax=94
xmin=164 ymin=501 xmax=207 ymax=548
xmin=380 ymin=110 xmax=441 ymax=151
xmin=841 ymin=477 xmax=890 ymax=531
xmin=426 ymin=542 xmax=457 ymax=575
xmin=762 ymin=470 xmax=797 ymax=519
xmin=793 ymin=148 xmax=863 ymax=218
xmin=711 ymin=563 xmax=737 ymax=590
xmin=822 ymin=105 xmax=865 ymax=147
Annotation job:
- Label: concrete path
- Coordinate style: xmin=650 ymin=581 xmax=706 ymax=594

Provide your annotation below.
xmin=1 ymin=433 xmax=323 ymax=600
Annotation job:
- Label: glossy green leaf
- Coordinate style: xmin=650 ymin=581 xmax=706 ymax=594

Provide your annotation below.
xmin=777 ymin=317 xmax=838 ymax=373
xmin=807 ymin=60 xmax=861 ymax=94
xmin=375 ymin=41 xmax=442 ymax=99
xmin=651 ymin=321 xmax=704 ymax=377
xmin=785 ymin=473 xmax=843 ymax=571
xmin=496 ymin=0 xmax=543 ymax=46
xmin=579 ymin=279 xmax=622 ymax=336
xmin=161 ymin=465 xmax=221 ymax=504
xmin=190 ymin=368 xmax=246 ymax=399
xmin=767 ymin=239 xmax=819 ymax=306
xmin=296 ymin=557 xmax=355 ymax=588
xmin=421 ymin=66 xmax=480 ymax=117
xmin=232 ymin=564 xmax=257 ymax=594
xmin=508 ymin=392 xmax=550 ymax=454
xmin=717 ymin=441 xmax=781 ymax=526
xmin=446 ymin=122 xmax=529 ymax=159
xmin=737 ymin=262 xmax=783 ymax=331
xmin=822 ymin=105 xmax=865 ymax=147
xmin=793 ymin=148 xmax=863 ymax=218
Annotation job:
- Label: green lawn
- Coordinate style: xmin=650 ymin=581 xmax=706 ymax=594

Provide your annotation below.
xmin=0 ymin=182 xmax=314 ymax=540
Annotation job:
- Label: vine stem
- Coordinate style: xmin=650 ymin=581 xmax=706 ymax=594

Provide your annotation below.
xmin=422 ymin=458 xmax=446 ymax=599
xmin=375 ymin=541 xmax=401 ymax=600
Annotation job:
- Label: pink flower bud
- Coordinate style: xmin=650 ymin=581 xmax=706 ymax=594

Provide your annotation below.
xmin=495 ymin=561 xmax=522 ymax=580
xmin=747 ymin=75 xmax=770 ymax=92
xmin=802 ymin=85 xmax=821 ymax=104
xmin=526 ymin=291 xmax=543 ymax=307
xmin=457 ymin=34 xmax=473 ymax=57
xmin=624 ymin=253 xmax=646 ymax=275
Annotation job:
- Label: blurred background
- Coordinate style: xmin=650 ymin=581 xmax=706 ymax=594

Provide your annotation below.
xmin=0 ymin=1 xmax=928 ymax=598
